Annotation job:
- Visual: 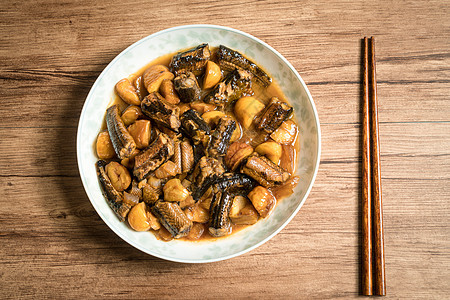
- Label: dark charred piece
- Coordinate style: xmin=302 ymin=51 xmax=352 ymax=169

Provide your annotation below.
xmin=193 ymin=172 xmax=254 ymax=201
xmin=207 ymin=116 xmax=236 ymax=157
xmin=169 ymin=43 xmax=211 ymax=76
xmin=256 ymin=97 xmax=293 ymax=133
xmin=106 ymin=105 xmax=136 ymax=159
xmin=217 ymin=45 xmax=272 ymax=87
xmin=133 ymin=132 xmax=175 ymax=181
xmin=141 ymin=92 xmax=180 ymax=131
xmin=96 ymin=160 xmax=131 ymax=221
xmin=213 ymin=173 xmax=255 ymax=194
xmin=173 ymin=72 xmax=201 ymax=103
xmin=209 ymin=191 xmax=233 ymax=237
xmin=241 ymin=153 xmax=290 ymax=187
xmin=151 ymin=201 xmax=192 ymax=238
xmin=192 ymin=142 xmax=205 ymax=167
xmin=180 ymin=109 xmax=210 ymax=145
xmin=203 ymin=69 xmax=253 ymax=109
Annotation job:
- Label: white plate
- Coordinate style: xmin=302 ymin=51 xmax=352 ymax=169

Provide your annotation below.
xmin=77 ymin=24 xmax=321 ymax=263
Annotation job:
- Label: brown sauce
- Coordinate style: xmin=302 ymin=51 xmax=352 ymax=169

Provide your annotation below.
xmin=98 ymin=46 xmax=300 ymax=242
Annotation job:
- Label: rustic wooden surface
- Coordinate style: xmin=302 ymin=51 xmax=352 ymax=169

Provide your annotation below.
xmin=1 ymin=0 xmax=449 ymax=298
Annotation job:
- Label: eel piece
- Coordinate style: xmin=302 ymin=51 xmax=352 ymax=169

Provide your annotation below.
xmin=141 ymin=92 xmax=180 ymax=131
xmin=133 ymin=132 xmax=175 ymax=181
xmin=169 ymin=43 xmax=211 ymax=76
xmin=180 ymin=109 xmax=211 ymax=146
xmin=96 ymin=160 xmax=131 ymax=221
xmin=217 ymin=45 xmax=272 ymax=87
xmin=106 ymin=105 xmax=136 ymax=159
xmin=207 ymin=116 xmax=236 ymax=157
xmin=241 ymin=153 xmax=290 ymax=187
xmin=256 ymin=97 xmax=293 ymax=133
xmin=209 ymin=191 xmax=233 ymax=237
xmin=151 ymin=201 xmax=192 ymax=238
xmin=173 ymin=72 xmax=201 ymax=103
xmin=203 ymin=69 xmax=253 ymax=109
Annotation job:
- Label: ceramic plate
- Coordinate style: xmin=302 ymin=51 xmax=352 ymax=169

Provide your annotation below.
xmin=77 ymin=24 xmax=321 ymax=263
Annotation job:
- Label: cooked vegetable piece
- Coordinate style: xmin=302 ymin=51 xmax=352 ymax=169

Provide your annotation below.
xmin=203 ymin=61 xmax=221 ymax=89
xmin=185 ymin=205 xmax=209 ymax=223
xmin=128 ymin=202 xmax=152 ymax=231
xmin=179 ymin=195 xmax=195 ymax=209
xmin=127 ymin=119 xmax=151 ymax=149
xmin=248 ymin=186 xmax=276 ymax=218
xmin=115 ymin=78 xmax=141 ymax=106
xmin=143 ymin=64 xmax=174 ymax=93
xmin=230 ymin=202 xmax=259 ymax=225
xmin=96 ymin=160 xmax=131 ymax=221
xmin=256 ymin=97 xmax=293 ymax=133
xmin=163 ymin=178 xmax=190 ymax=202
xmin=255 ymin=141 xmax=282 ymax=164
xmin=225 ymin=142 xmax=254 ymax=171
xmin=141 ymin=92 xmax=180 ymax=131
xmin=105 ymin=161 xmax=131 ymax=192
xmin=207 ymin=116 xmax=236 ymax=157
xmin=96 ymin=131 xmax=116 ymax=160
xmin=159 ymin=79 xmax=180 ymax=105
xmin=229 ymin=195 xmax=248 ymax=218
xmin=174 ymin=72 xmax=201 ymax=103
xmin=123 ymin=191 xmax=140 ymax=206
xmin=203 ymin=69 xmax=253 ymax=109
xmin=241 ymin=153 xmax=290 ymax=187
xmin=229 ymin=195 xmax=259 ymax=224
xmin=151 ymin=201 xmax=192 ymax=238
xmin=180 ymin=109 xmax=210 ymax=146
xmin=157 ymin=226 xmax=174 ymax=241
xmin=121 ymin=105 xmax=143 ymax=126
xmin=133 ymin=132 xmax=175 ymax=181
xmin=169 ymin=43 xmax=211 ymax=76
xmin=217 ymin=45 xmax=272 ymax=87
xmin=190 ymin=102 xmax=216 ymax=114
xmin=270 ymin=120 xmax=297 ymax=145
xmin=209 ymin=191 xmax=233 ymax=237
xmin=154 ymin=161 xmax=178 ymax=179
xmin=202 ymin=111 xmax=226 ymax=125
xmin=234 ymin=96 xmax=265 ymax=129
xmin=186 ymin=223 xmax=205 ymax=240
xmin=106 ymin=105 xmax=137 ymax=159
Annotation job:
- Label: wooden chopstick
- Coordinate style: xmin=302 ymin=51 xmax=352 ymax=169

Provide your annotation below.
xmin=362 ymin=36 xmax=386 ymax=296
xmin=369 ymin=37 xmax=386 ymax=296
xmin=362 ymin=36 xmax=373 ymax=296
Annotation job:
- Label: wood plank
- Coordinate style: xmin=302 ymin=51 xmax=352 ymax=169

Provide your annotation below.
xmin=1 ymin=0 xmax=449 ymax=298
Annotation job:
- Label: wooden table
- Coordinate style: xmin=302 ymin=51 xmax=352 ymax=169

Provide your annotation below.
xmin=1 ymin=1 xmax=449 ymax=298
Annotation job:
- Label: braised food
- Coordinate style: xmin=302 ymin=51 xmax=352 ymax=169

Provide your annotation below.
xmin=95 ymin=43 xmax=300 ymax=241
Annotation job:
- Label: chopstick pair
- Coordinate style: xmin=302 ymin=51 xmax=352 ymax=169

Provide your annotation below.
xmin=361 ymin=37 xmax=386 ymax=296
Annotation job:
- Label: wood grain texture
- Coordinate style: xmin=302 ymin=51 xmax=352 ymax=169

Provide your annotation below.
xmin=1 ymin=0 xmax=449 ymax=299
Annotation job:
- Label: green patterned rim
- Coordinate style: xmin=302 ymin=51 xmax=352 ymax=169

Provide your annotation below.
xmin=77 ymin=24 xmax=321 ymax=263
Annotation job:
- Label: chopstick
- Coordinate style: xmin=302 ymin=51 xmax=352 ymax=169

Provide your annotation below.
xmin=362 ymin=36 xmax=386 ymax=296
xmin=362 ymin=37 xmax=373 ymax=295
